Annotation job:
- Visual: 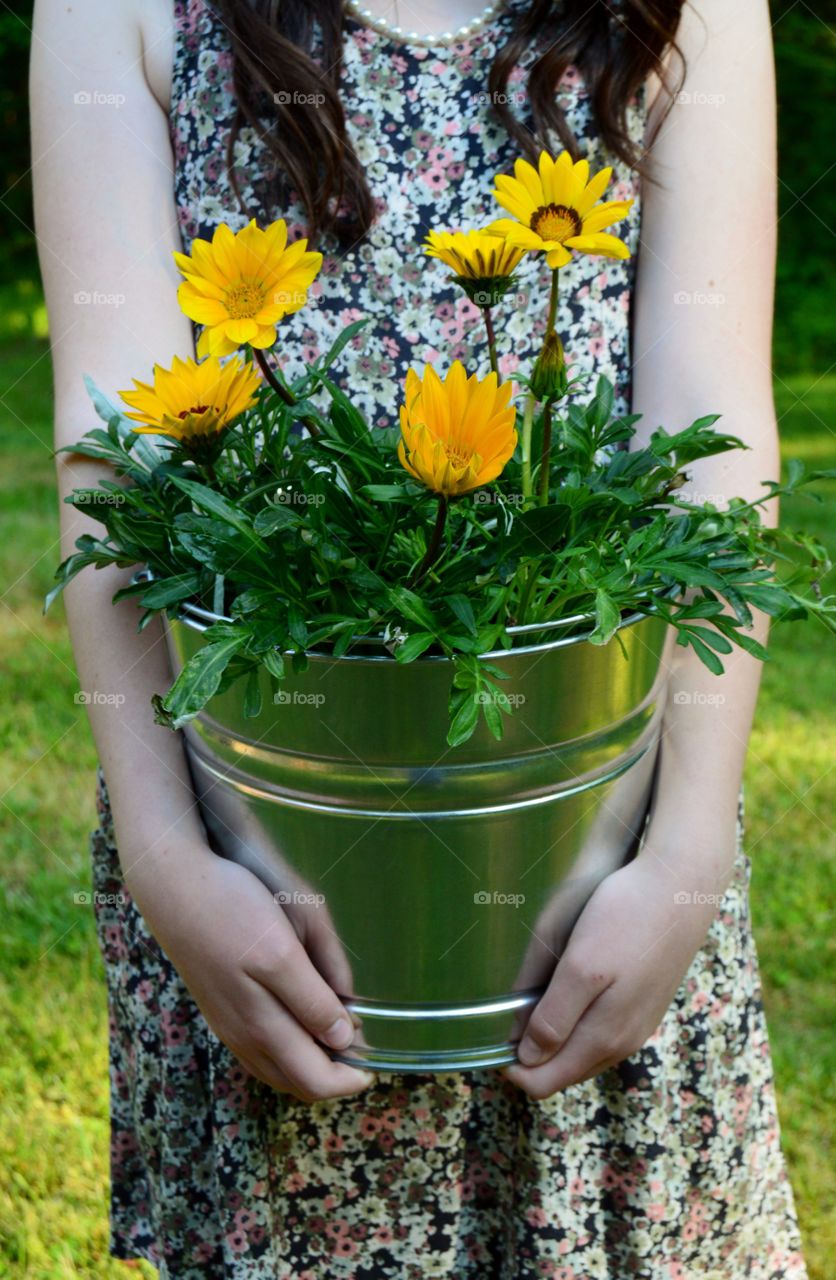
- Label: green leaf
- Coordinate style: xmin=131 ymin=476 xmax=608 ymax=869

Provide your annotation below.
xmin=685 ymin=633 xmax=725 ymax=675
xmin=162 ymin=635 xmax=248 ymax=727
xmin=587 ymin=376 xmax=614 ymax=429
xmin=447 ymin=694 xmax=480 ymax=748
xmin=140 ymin=573 xmax=202 ymax=609
xmin=168 ymin=476 xmax=266 ymax=544
xmin=262 ymin=650 xmax=286 ymax=681
xmin=359 ymin=484 xmax=412 ymax=502
xmin=589 ymin=588 xmax=621 ymax=644
xmin=447 ymin=594 xmax=477 ymax=636
xmin=394 ymin=632 xmax=436 ymax=662
xmin=480 ymin=696 xmax=505 ymax=741
xmin=388 ymin=586 xmax=439 ymax=633
xmin=243 ymin=669 xmax=263 ymax=719
xmin=312 ymin=318 xmax=370 ymax=375
xmin=506 ymin=503 xmax=572 ymax=554
xmin=253 ymin=504 xmax=303 ymax=535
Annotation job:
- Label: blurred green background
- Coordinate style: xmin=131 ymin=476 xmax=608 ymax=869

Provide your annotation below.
xmin=1 ymin=1 xmax=833 ymax=1276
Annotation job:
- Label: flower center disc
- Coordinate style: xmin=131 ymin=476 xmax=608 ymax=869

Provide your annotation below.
xmin=444 ymin=443 xmax=471 ymax=469
xmin=531 ymin=203 xmax=582 ymax=243
xmin=224 ymin=281 xmax=265 ymax=319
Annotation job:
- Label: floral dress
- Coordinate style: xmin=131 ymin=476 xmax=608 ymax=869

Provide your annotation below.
xmin=89 ymin=0 xmax=808 ymax=1275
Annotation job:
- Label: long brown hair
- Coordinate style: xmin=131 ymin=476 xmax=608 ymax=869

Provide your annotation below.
xmin=211 ymin=0 xmax=684 ymax=248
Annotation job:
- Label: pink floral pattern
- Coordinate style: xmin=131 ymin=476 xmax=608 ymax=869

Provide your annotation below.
xmin=169 ymin=0 xmax=642 ymax=427
xmin=89 ymin=1 xmax=808 ymax=1274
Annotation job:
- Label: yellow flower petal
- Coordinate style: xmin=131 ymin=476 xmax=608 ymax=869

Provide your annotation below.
xmin=563 ymin=232 xmax=631 ymax=259
xmin=398 ymin=364 xmax=517 ymax=498
xmin=172 ymin=218 xmax=321 ymax=354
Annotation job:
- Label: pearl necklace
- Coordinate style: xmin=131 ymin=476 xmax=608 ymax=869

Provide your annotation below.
xmin=343 ymin=0 xmax=507 ymax=47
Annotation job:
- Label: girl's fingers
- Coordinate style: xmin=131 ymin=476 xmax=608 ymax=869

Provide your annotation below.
xmin=504 ymin=988 xmax=631 ymax=1098
xmin=247 ymin=923 xmax=357 ymax=1053
xmin=246 ymin=986 xmax=375 ymax=1101
xmin=512 ymin=948 xmax=613 ymax=1067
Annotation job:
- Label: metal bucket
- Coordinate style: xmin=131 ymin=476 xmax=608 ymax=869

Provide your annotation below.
xmin=165 ymin=602 xmax=671 ymax=1072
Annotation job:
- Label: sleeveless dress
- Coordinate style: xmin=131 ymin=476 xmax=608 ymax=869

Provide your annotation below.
xmin=89 ymin=0 xmax=808 ymax=1275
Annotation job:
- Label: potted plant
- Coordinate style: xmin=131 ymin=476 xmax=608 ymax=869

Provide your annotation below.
xmin=48 ymin=150 xmax=834 ymax=1071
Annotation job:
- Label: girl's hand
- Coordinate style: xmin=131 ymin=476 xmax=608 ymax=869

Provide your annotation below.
xmin=120 ymin=837 xmax=375 ymax=1103
xmin=501 ymin=846 xmax=734 ymax=1099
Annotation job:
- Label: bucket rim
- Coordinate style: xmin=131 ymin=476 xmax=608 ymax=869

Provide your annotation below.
xmin=142 ymin=569 xmax=679 ymax=663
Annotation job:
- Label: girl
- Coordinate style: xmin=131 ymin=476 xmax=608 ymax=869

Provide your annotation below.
xmin=31 ymin=0 xmax=807 ymax=1274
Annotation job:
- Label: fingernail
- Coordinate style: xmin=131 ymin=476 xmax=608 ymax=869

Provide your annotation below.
xmin=323 ymin=1017 xmax=355 ymax=1050
xmin=517 ymin=1036 xmax=550 ymax=1067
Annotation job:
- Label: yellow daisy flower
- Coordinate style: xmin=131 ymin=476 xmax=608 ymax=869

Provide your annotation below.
xmin=173 ymin=218 xmax=323 ymax=358
xmin=424 ymin=229 xmax=527 ymax=308
xmin=120 ymin=354 xmax=261 ymax=442
xmin=485 ymin=150 xmax=634 ymax=269
xmin=398 ymin=362 xmax=517 ymax=498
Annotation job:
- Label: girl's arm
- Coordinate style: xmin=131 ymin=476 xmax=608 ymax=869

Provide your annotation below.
xmin=504 ymin=0 xmax=779 ymax=1094
xmin=31 ymin=0 xmax=373 ymax=1101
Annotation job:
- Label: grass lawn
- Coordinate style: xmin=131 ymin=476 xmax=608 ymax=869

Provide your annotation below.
xmin=0 ymin=337 xmax=833 ymax=1277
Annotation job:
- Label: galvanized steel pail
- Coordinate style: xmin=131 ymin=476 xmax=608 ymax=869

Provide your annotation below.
xmin=165 ymin=603 xmax=670 ymax=1072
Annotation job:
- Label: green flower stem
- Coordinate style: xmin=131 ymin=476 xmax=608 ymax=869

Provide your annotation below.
xmin=520 ymin=391 xmax=536 ymax=502
xmin=535 ymin=268 xmax=561 ymax=506
xmin=538 ymin=399 xmax=553 ymax=506
xmin=482 ymin=306 xmax=500 ymax=380
xmin=515 ymin=561 xmax=540 ymax=626
xmin=411 ymin=494 xmax=449 ymax=585
xmin=546 ymin=266 xmax=560 ymax=331
xmin=254 ymin=347 xmax=321 ymax=438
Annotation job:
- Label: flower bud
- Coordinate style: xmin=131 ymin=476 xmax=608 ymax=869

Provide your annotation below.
xmin=530 ymin=329 xmax=568 ymax=403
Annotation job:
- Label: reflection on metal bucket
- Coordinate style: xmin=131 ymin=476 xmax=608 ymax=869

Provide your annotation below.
xmin=166 ymin=603 xmax=670 ymax=1071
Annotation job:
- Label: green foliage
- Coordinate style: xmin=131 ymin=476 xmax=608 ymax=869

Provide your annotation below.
xmin=46 ymin=355 xmax=835 ymax=746
xmin=1 ymin=347 xmax=833 ymax=1280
